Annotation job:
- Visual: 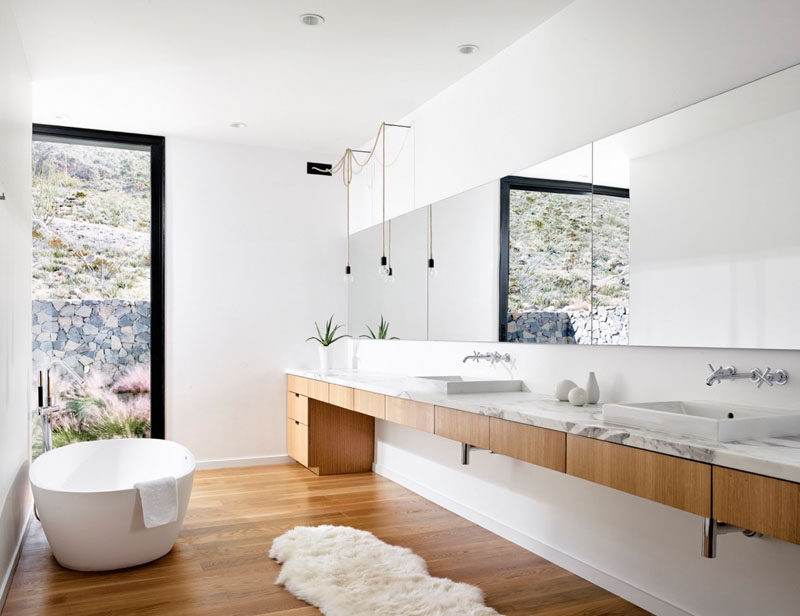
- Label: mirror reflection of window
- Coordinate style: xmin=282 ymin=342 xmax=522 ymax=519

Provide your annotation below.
xmin=500 ymin=176 xmax=630 ymax=345
xmin=505 ymin=179 xmax=592 ymax=344
xmin=590 ymin=190 xmax=630 ymax=345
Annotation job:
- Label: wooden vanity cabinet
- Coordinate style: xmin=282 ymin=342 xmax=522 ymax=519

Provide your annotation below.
xmin=434 ymin=406 xmax=490 ymax=449
xmin=354 ymin=389 xmax=386 ymax=419
xmin=385 ymin=397 xmax=434 ymax=433
xmin=329 ymin=384 xmax=354 ymax=410
xmin=287 ymin=374 xmax=329 ymax=402
xmin=566 ymin=435 xmax=711 ymax=517
xmin=713 ymin=467 xmax=800 ymax=544
xmin=287 ymin=374 xmax=799 ymax=547
xmin=286 ymin=376 xmax=373 ymax=475
xmin=489 ymin=418 xmax=566 ymax=472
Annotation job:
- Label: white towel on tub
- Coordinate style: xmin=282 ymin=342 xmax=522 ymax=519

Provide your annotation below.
xmin=134 ymin=476 xmax=178 ymax=528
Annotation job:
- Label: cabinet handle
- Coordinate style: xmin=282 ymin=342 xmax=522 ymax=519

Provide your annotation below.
xmin=294 ymin=393 xmax=300 ymax=398
xmin=295 ymin=420 xmax=300 ymax=425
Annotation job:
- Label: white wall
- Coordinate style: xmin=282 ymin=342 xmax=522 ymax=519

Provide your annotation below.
xmin=340 ymin=2 xmax=800 ymax=615
xmin=629 ymin=109 xmax=800 ymax=348
xmin=166 ymin=138 xmax=345 ymax=466
xmin=0 ymin=0 xmax=32 ymax=606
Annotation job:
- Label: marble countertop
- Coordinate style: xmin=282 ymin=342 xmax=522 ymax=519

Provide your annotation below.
xmin=287 ymin=368 xmax=800 ymax=484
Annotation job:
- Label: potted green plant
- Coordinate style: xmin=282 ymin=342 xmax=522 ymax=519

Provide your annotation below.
xmin=306 ymin=315 xmax=348 ymax=372
xmin=360 ymin=315 xmax=399 ymax=340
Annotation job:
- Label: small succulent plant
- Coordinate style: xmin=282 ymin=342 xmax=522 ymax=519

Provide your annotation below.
xmin=306 ymin=314 xmax=348 ymax=347
xmin=360 ymin=315 xmax=399 ymax=340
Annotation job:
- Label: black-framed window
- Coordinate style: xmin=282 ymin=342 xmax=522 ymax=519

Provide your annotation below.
xmin=32 ymin=124 xmax=165 ymax=440
xmin=499 ymin=176 xmax=629 ymax=344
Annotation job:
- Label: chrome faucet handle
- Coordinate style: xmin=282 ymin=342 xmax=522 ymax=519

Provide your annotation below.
xmin=752 ymin=367 xmax=772 ymax=388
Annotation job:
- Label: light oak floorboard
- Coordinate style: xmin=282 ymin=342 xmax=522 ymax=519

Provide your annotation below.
xmin=3 ymin=464 xmax=649 ymax=615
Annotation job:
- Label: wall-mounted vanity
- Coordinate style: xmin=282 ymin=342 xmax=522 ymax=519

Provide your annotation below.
xmin=286 ymin=370 xmax=800 ymax=557
xmin=347 ymin=63 xmax=800 ymax=350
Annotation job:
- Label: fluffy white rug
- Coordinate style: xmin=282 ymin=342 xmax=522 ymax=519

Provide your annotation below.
xmin=270 ymin=525 xmax=501 ymax=616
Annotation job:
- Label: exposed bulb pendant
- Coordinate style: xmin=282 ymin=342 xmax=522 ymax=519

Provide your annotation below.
xmin=378 ymin=122 xmax=390 ymax=276
xmin=384 ymin=219 xmax=395 ymax=283
xmin=428 ymin=204 xmax=437 ymax=278
xmin=343 ymin=149 xmax=354 ymax=284
xmin=324 ymin=121 xmax=410 ymax=284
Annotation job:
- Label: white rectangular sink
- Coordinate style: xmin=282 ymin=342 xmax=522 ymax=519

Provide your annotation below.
xmin=417 ymin=375 xmax=524 ymax=394
xmin=602 ymin=400 xmax=800 ymax=442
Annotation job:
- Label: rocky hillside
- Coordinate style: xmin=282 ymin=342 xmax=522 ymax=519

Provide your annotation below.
xmin=508 ymin=189 xmax=629 ymax=313
xmin=32 ymin=141 xmax=151 ymax=300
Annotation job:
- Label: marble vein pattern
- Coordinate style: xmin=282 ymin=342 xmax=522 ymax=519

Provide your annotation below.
xmin=286 ymin=369 xmax=800 ymax=484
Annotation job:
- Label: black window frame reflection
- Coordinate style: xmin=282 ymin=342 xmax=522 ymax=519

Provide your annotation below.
xmin=498 ymin=176 xmax=629 ymax=342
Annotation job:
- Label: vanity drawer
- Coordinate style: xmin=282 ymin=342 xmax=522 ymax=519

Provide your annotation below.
xmin=287 ymin=374 xmax=308 ymax=396
xmin=307 ymin=379 xmax=329 ymax=402
xmin=287 ymin=417 xmax=309 ymax=467
xmin=713 ymin=467 xmax=800 ymax=544
xmin=434 ymin=406 xmax=490 ymax=449
xmin=354 ymin=389 xmax=385 ymax=419
xmin=385 ymin=397 xmax=434 ymax=433
xmin=329 ymin=384 xmax=354 ymax=410
xmin=489 ymin=418 xmax=566 ymax=472
xmin=287 ymin=392 xmax=309 ymax=424
xmin=287 ymin=375 xmax=328 ymax=402
xmin=566 ymin=435 xmax=711 ymax=516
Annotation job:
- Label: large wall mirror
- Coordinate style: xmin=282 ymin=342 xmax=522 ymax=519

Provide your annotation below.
xmin=349 ymin=63 xmax=800 ymax=350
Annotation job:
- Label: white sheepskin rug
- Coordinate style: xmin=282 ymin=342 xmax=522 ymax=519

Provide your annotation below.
xmin=269 ymin=525 xmax=501 ymax=616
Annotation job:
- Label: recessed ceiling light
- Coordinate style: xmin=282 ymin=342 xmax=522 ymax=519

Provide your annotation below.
xmin=229 ymin=122 xmax=247 ymax=129
xmin=299 ymin=13 xmax=325 ymax=26
xmin=457 ymin=44 xmax=480 ymax=55
xmin=55 ymin=114 xmax=71 ymax=120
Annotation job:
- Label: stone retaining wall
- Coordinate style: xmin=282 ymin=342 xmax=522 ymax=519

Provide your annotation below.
xmin=32 ymin=299 xmax=151 ymax=377
xmin=507 ymin=306 xmax=628 ymax=345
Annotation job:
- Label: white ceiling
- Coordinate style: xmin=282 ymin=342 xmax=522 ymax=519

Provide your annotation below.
xmin=12 ymin=0 xmax=571 ymax=154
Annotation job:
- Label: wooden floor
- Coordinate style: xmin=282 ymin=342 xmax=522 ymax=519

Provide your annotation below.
xmin=3 ymin=464 xmax=649 ymax=615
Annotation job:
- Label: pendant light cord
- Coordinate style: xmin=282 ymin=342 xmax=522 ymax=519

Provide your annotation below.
xmin=312 ymin=121 xmax=410 ymax=276
xmin=344 ymin=149 xmax=352 ymax=266
xmin=381 ymin=122 xmax=386 ymax=258
xmin=428 ymin=204 xmax=433 ymax=260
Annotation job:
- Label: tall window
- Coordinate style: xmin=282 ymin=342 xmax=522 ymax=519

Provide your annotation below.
xmin=31 ymin=126 xmax=164 ymax=457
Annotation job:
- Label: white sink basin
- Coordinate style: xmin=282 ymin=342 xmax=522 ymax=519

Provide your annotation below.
xmin=602 ymin=400 xmax=800 ymax=442
xmin=417 ymin=375 xmax=524 ymax=394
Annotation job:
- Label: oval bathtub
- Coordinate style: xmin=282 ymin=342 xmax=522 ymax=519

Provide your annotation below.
xmin=30 ymin=438 xmax=195 ymax=571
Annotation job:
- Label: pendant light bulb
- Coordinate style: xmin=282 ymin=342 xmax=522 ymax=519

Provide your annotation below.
xmin=378 ymin=255 xmax=388 ymax=275
xmin=384 ymin=267 xmax=395 ymax=284
xmin=427 ymin=258 xmax=437 ymax=279
xmin=343 ymin=265 xmax=354 ymax=284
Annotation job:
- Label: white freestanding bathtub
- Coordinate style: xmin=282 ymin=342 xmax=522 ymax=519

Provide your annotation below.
xmin=30 ymin=438 xmax=195 ymax=571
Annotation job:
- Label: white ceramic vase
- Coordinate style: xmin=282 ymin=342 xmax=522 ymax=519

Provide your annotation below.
xmin=586 ymin=371 xmax=600 ymax=404
xmin=318 ymin=345 xmax=330 ymax=373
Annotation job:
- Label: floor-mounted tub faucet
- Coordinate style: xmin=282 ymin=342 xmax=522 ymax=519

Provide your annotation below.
xmin=36 ymin=360 xmax=84 ymax=453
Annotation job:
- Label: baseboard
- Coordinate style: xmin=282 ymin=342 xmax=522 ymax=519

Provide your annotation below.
xmin=373 ymin=462 xmax=692 ymax=616
xmin=0 ymin=506 xmax=33 ymax=613
xmin=195 ymin=454 xmax=293 ymax=470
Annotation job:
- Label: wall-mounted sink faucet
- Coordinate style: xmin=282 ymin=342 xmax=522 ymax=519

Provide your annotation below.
xmin=705 ymin=364 xmax=788 ymax=388
xmin=463 ymin=351 xmax=512 ymax=365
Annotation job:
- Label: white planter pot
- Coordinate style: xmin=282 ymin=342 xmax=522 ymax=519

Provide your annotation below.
xmin=318 ymin=346 xmax=330 ymax=373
